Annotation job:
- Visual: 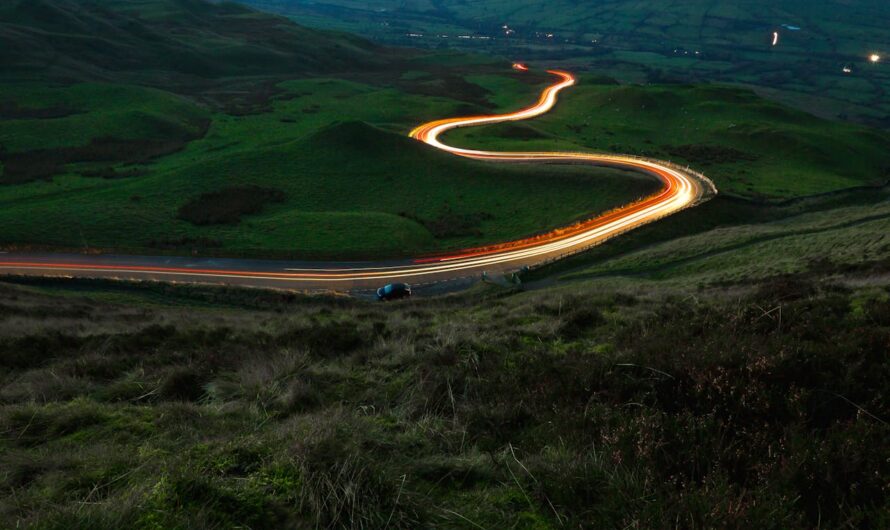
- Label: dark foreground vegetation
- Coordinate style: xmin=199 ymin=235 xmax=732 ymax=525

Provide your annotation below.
xmin=178 ymin=185 xmax=286 ymax=226
xmin=1 ymin=270 xmax=888 ymax=528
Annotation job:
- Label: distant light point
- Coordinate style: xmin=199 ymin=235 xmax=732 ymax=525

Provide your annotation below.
xmin=870 ymin=53 xmax=881 ymax=63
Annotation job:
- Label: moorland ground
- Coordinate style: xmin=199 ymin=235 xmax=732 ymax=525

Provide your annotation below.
xmin=2 ymin=195 xmax=889 ymax=527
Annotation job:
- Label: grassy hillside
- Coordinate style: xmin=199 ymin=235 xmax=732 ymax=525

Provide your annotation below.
xmin=240 ymin=0 xmax=890 ymax=125
xmin=2 ymin=3 xmax=889 ymax=528
xmin=0 ymin=83 xmax=211 ymax=184
xmin=446 ymin=75 xmax=890 ymax=198
xmin=0 ymin=0 xmax=662 ymax=258
xmin=0 ymin=0 xmax=384 ymax=83
xmin=0 ymin=73 xmax=657 ymax=258
xmin=3 ymin=66 xmax=889 ymax=256
xmin=543 ymin=188 xmax=890 ymax=285
xmin=3 ymin=0 xmax=887 ymax=258
xmin=1 ymin=254 xmax=889 ymax=527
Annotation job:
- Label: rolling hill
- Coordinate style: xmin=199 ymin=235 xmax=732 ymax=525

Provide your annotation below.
xmin=239 ymin=0 xmax=890 ymax=125
xmin=0 ymin=0 xmax=385 ymax=83
xmin=445 ymin=77 xmax=890 ymax=198
xmin=2 ymin=2 xmax=890 ymax=528
xmin=0 ymin=1 xmax=657 ymax=259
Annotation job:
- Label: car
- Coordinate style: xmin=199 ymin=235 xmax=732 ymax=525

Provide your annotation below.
xmin=376 ymin=282 xmax=412 ymax=301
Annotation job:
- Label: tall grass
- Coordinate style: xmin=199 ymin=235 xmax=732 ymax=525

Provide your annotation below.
xmin=2 ymin=270 xmax=889 ymax=527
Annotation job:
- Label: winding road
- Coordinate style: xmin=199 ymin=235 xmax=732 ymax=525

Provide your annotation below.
xmin=0 ymin=68 xmax=715 ymax=292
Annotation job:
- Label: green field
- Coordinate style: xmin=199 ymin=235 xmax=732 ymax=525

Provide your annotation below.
xmin=3 ymin=69 xmax=888 ymax=257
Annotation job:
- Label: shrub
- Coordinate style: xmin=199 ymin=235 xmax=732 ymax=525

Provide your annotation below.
xmin=177 ymin=185 xmax=285 ymax=225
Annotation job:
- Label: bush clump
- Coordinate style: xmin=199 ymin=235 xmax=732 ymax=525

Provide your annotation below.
xmin=177 ymin=185 xmax=285 ymax=225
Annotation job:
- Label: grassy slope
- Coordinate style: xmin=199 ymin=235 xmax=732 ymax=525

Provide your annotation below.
xmin=1 ymin=262 xmax=889 ymax=528
xmin=447 ymin=75 xmax=890 ymax=198
xmin=0 ymin=74 xmax=657 ymax=258
xmin=518 ymin=178 xmax=890 ymax=299
xmin=239 ymin=0 xmax=890 ymax=124
xmin=4 ymin=0 xmax=886 ymax=257
xmin=562 ymin=193 xmax=890 ymax=284
xmin=0 ymin=0 xmax=384 ymax=82
xmin=3 ymin=161 xmax=889 ymax=527
xmin=0 ymin=0 xmax=659 ymax=258
xmin=0 ymin=83 xmax=209 ymax=153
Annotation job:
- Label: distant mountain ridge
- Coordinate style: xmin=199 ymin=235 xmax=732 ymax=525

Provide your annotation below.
xmin=0 ymin=0 xmax=385 ymax=83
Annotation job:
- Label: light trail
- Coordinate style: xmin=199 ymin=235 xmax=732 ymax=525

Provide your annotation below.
xmin=0 ymin=68 xmax=715 ymax=290
xmin=772 ymin=31 xmax=779 ymax=47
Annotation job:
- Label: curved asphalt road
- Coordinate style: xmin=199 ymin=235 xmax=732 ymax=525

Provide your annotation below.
xmin=0 ymin=68 xmax=715 ymax=292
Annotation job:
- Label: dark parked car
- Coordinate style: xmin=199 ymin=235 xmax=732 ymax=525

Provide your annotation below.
xmin=376 ymin=282 xmax=412 ymax=301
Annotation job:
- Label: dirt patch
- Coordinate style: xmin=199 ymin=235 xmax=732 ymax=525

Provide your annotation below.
xmin=177 ymin=185 xmax=285 ymax=226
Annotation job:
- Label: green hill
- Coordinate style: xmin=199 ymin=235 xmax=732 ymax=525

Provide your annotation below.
xmin=239 ymin=0 xmax=890 ymax=125
xmin=445 ymin=77 xmax=890 ymax=198
xmin=1 ymin=0 xmax=888 ymax=259
xmin=0 ymin=1 xmax=661 ymax=259
xmin=0 ymin=82 xmax=658 ymax=258
xmin=0 ymin=0 xmax=385 ymax=83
